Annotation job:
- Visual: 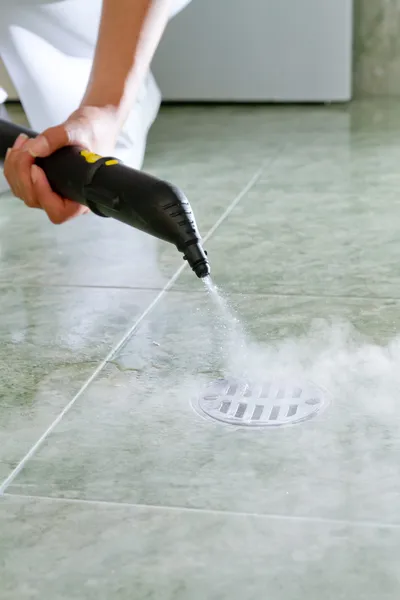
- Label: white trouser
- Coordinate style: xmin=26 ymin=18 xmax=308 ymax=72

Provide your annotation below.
xmin=0 ymin=0 xmax=191 ymax=169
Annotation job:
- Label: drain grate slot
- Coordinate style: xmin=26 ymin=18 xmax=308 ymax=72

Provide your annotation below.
xmin=287 ymin=405 xmax=298 ymax=418
xmin=220 ymin=401 xmax=231 ymax=414
xmin=269 ymin=405 xmax=280 ymax=421
xmin=227 ymin=383 xmax=238 ymax=396
xmin=292 ymin=387 xmax=302 ymax=399
xmin=251 ymin=405 xmax=264 ymax=421
xmin=235 ymin=403 xmax=247 ymax=419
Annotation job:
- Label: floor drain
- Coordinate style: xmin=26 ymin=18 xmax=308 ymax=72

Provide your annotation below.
xmin=192 ymin=378 xmax=329 ymax=428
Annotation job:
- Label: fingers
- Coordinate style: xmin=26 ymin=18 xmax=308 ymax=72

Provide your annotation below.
xmin=31 ymin=165 xmax=89 ymax=224
xmin=4 ymin=133 xmax=37 ymax=206
xmin=23 ymin=124 xmax=70 ymax=158
xmin=4 ymin=125 xmax=88 ymax=224
xmin=7 ymin=124 xmax=71 ymax=206
xmin=5 ymin=123 xmax=74 ymax=209
xmin=4 ymin=132 xmax=89 ymax=224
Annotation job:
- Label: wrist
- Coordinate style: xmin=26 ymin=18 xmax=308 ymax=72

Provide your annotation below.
xmin=80 ymin=91 xmax=126 ymax=122
xmin=64 ymin=105 xmax=123 ymax=155
xmin=80 ymin=76 xmax=140 ymax=129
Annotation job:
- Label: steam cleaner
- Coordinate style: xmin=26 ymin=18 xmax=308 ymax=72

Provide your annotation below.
xmin=0 ymin=119 xmax=210 ymax=278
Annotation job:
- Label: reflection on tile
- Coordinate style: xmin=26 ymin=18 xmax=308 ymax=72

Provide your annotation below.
xmin=173 ymin=181 xmax=400 ymax=297
xmin=0 ymin=285 xmax=154 ymax=479
xmin=10 ymin=291 xmax=400 ymax=524
xmin=145 ymin=104 xmax=350 ymax=145
xmin=0 ymin=172 xmax=264 ymax=290
xmin=260 ymin=137 xmax=400 ymax=190
xmin=2 ymin=494 xmax=400 ymax=600
xmin=0 ymin=192 xmax=218 ymax=289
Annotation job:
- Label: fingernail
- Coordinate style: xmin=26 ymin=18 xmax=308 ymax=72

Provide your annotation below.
xmin=5 ymin=148 xmax=11 ymax=159
xmin=26 ymin=135 xmax=49 ymax=157
xmin=13 ymin=133 xmax=28 ymax=150
xmin=31 ymin=164 xmax=40 ymax=184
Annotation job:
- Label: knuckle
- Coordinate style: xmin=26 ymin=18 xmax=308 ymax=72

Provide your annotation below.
xmin=10 ymin=186 xmax=20 ymax=200
xmin=48 ymin=212 xmax=63 ymax=225
xmin=41 ymin=126 xmax=55 ymax=141
xmin=25 ymin=197 xmax=39 ymax=209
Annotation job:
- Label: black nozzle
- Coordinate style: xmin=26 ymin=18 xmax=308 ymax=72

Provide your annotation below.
xmin=183 ymin=242 xmax=210 ymax=278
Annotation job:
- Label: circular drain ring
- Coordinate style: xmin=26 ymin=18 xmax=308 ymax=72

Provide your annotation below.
xmin=192 ymin=377 xmax=330 ymax=428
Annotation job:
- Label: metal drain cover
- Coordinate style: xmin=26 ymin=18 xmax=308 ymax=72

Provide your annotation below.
xmin=193 ymin=378 xmax=329 ymax=428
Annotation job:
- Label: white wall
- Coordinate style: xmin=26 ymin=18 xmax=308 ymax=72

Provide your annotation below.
xmin=152 ymin=0 xmax=353 ymax=102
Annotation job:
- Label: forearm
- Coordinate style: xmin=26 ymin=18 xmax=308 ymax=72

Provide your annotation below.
xmin=81 ymin=0 xmax=171 ymax=123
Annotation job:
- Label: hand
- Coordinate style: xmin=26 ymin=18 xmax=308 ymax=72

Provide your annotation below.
xmin=4 ymin=106 xmax=121 ymax=224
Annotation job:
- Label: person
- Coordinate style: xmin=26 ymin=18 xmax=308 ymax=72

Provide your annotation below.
xmin=1 ymin=0 xmax=190 ymax=224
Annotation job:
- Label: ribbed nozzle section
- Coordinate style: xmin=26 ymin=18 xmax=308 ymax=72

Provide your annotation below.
xmin=183 ymin=242 xmax=210 ymax=278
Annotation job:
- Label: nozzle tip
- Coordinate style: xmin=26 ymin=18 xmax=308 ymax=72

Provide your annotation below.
xmin=194 ymin=260 xmax=211 ymax=278
xmin=182 ymin=242 xmax=210 ymax=278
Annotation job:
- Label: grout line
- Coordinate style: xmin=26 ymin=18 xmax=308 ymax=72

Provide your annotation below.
xmin=200 ymin=154 xmax=277 ymax=246
xmin=0 ymin=273 xmax=178 ymax=496
xmin=201 ymin=168 xmax=262 ymax=244
xmin=0 ymin=282 xmax=400 ymax=303
xmin=4 ymin=491 xmax=400 ymax=531
xmin=0 ymin=159 xmax=270 ymax=496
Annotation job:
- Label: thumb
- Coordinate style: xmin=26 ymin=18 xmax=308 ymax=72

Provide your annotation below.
xmin=25 ymin=124 xmax=70 ymax=158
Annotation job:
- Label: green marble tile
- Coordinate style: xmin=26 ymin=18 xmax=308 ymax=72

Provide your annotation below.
xmin=150 ymin=102 xmax=400 ymax=296
xmin=144 ymin=107 xmax=275 ymax=186
xmin=146 ymin=104 xmax=350 ymax=142
xmin=0 ymin=285 xmax=155 ymax=480
xmin=260 ymin=142 xmax=400 ymax=190
xmin=9 ymin=290 xmax=400 ymax=524
xmin=0 ymin=194 xmax=177 ymax=288
xmin=173 ymin=180 xmax=400 ymax=297
xmin=0 ymin=182 xmax=255 ymax=289
xmin=260 ymin=131 xmax=400 ymax=191
xmin=1 ymin=494 xmax=400 ymax=600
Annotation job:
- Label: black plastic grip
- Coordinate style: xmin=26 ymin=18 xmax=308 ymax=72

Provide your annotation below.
xmin=0 ymin=118 xmax=34 ymax=157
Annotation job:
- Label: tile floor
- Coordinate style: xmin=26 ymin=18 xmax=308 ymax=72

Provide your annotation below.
xmin=2 ymin=100 xmax=400 ymax=598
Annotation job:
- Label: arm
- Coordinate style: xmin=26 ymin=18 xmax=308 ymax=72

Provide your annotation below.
xmin=4 ymin=0 xmax=172 ymax=223
xmin=82 ymin=0 xmax=172 ymax=123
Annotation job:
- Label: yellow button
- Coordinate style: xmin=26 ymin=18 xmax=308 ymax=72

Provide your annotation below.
xmin=105 ymin=159 xmax=119 ymax=166
xmin=80 ymin=149 xmax=102 ymax=163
